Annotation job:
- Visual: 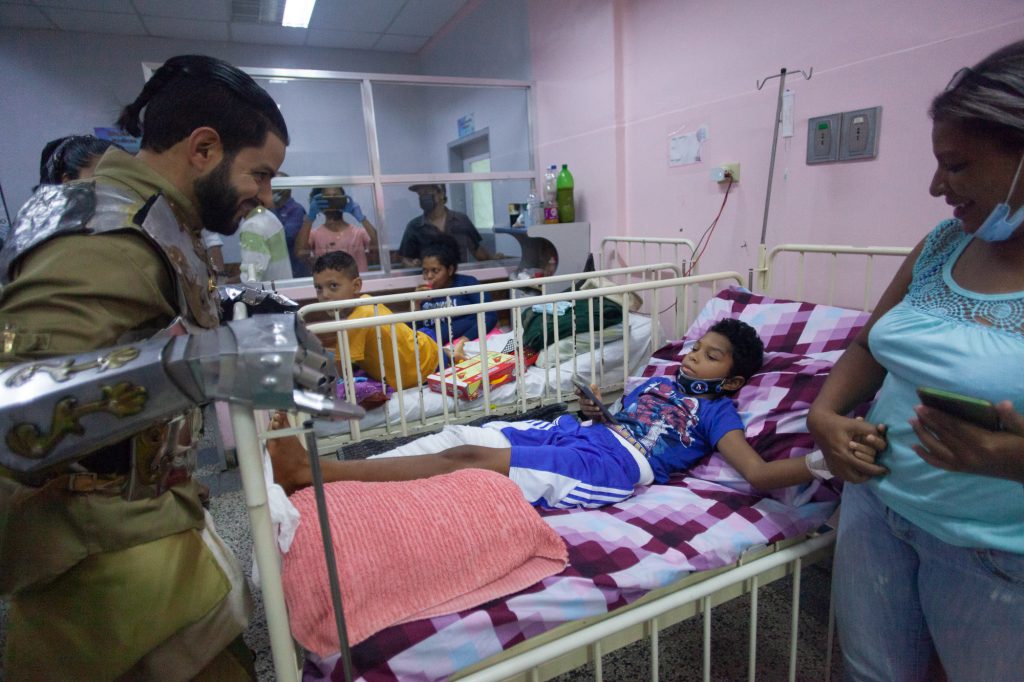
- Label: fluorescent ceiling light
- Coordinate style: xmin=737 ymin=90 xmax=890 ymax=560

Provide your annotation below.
xmin=282 ymin=0 xmax=316 ymax=28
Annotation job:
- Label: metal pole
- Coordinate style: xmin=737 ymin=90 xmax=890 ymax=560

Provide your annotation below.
xmin=303 ymin=420 xmax=354 ymax=682
xmin=758 ymin=68 xmax=788 ymax=290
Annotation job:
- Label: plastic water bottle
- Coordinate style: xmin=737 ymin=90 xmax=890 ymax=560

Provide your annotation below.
xmin=557 ymin=163 xmax=575 ymax=223
xmin=543 ymin=165 xmax=559 ymax=223
xmin=525 ymin=192 xmax=540 ymax=226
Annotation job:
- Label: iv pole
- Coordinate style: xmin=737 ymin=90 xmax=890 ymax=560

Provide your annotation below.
xmin=751 ymin=67 xmax=813 ymax=291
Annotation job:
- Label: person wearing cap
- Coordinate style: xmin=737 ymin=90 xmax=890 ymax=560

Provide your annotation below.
xmin=398 ymin=183 xmax=503 ymax=267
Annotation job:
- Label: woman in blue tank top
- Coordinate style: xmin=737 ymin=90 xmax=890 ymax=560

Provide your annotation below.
xmin=808 ymin=41 xmax=1024 ymax=681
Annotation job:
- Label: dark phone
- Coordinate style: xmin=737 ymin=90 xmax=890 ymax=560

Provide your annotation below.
xmin=916 ymin=386 xmax=1001 ymax=431
xmin=572 ymin=377 xmax=619 ymax=425
xmin=322 ymin=196 xmax=348 ymax=211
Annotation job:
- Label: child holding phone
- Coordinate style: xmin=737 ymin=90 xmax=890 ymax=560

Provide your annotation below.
xmin=296 ymin=186 xmax=379 ymax=271
xmin=268 ymin=319 xmax=834 ymax=507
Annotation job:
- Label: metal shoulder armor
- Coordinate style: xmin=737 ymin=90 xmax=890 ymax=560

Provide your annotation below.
xmin=0 ymin=314 xmax=362 ymax=475
xmin=0 ymin=182 xmax=219 ymax=328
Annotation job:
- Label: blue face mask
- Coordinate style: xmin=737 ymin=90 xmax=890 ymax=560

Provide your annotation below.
xmin=676 ymin=367 xmax=727 ymax=396
xmin=975 ymin=153 xmax=1024 ymax=243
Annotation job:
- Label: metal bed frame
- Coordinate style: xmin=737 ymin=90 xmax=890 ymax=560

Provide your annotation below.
xmin=228 ymin=242 xmax=913 ymax=682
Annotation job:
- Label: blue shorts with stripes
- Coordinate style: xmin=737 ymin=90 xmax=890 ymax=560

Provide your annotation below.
xmin=500 ymin=415 xmax=641 ymax=509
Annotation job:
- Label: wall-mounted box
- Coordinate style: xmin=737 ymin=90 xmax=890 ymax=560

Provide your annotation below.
xmin=806 ymin=114 xmax=840 ymax=164
xmin=839 ymin=106 xmax=881 ymax=161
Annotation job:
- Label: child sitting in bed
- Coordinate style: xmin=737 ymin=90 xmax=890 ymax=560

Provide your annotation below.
xmin=270 ymin=319 xmax=837 ymax=507
xmin=415 ymin=235 xmax=498 ymax=346
xmin=313 ymin=250 xmax=438 ymax=390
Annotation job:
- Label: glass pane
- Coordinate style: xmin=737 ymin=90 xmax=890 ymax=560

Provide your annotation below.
xmin=270 ymin=179 xmax=382 ymax=275
xmin=374 ymin=83 xmax=531 ymax=175
xmin=255 ymin=77 xmax=371 ymax=177
xmin=380 ymin=180 xmax=529 ymax=272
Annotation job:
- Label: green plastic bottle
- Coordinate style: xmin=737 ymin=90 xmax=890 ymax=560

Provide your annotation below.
xmin=556 ymin=163 xmax=575 ymax=223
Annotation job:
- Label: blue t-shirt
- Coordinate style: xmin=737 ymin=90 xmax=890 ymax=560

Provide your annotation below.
xmin=614 ymin=377 xmax=745 ymax=483
xmin=419 ymin=273 xmax=497 ymax=342
xmin=867 ymin=219 xmax=1024 ymax=553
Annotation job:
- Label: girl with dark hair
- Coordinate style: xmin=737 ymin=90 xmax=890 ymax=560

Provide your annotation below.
xmin=415 ymin=234 xmax=498 ymax=345
xmin=37 ymin=135 xmax=115 ymax=185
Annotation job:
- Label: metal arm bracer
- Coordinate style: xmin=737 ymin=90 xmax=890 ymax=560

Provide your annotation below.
xmin=0 ymin=314 xmax=362 ymax=474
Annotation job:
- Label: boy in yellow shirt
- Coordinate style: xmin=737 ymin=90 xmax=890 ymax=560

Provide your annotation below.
xmin=313 ymin=251 xmax=438 ymax=390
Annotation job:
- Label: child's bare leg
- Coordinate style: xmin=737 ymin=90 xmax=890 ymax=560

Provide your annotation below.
xmin=266 ymin=428 xmax=511 ymax=495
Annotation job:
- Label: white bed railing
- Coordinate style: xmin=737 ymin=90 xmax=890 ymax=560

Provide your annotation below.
xmin=600 ymin=236 xmax=697 ymax=274
xmin=761 ymin=243 xmax=912 ymax=311
xmin=454 ymin=530 xmax=836 ymax=682
xmin=299 ymin=266 xmax=741 ymax=447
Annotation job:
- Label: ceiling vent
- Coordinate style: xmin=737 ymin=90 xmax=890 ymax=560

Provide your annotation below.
xmin=231 ymin=0 xmax=285 ymax=24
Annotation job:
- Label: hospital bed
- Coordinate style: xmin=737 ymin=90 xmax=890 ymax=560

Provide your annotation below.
xmin=229 ymin=241 xmax=911 ymax=682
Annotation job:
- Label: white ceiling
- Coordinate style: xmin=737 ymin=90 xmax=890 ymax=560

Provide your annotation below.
xmin=0 ymin=0 xmax=471 ymax=53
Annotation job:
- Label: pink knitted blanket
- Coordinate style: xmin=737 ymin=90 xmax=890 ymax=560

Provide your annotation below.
xmin=281 ymin=469 xmax=568 ymax=656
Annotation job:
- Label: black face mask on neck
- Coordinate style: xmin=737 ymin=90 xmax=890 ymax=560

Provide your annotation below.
xmin=419 ymin=195 xmax=436 ymax=213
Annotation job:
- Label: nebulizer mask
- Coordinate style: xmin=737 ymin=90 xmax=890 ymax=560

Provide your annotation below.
xmin=975 ymin=153 xmax=1024 ymax=242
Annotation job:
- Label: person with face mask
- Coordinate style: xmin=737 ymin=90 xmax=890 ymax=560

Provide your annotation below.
xmin=398 ymin=183 xmax=503 ymax=268
xmin=0 ymin=54 xmax=289 ymax=680
xmin=807 ymin=41 xmax=1024 ymax=681
xmin=270 ymin=171 xmax=311 ymax=277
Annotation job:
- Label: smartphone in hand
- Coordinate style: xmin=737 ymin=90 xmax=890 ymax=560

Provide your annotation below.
xmin=572 ymin=377 xmax=619 ymax=425
xmin=323 ymin=196 xmax=348 ymax=211
xmin=916 ymin=386 xmax=1001 ymax=431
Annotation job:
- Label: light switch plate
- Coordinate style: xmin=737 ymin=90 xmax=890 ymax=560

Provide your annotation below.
xmin=806 ymin=113 xmax=841 ymax=164
xmin=839 ymin=106 xmax=881 ymax=161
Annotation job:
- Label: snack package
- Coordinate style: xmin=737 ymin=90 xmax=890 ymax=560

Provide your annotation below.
xmin=428 ymin=351 xmax=518 ymax=401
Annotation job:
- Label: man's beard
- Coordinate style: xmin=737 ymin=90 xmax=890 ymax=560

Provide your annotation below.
xmin=194 ymin=157 xmax=251 ymax=235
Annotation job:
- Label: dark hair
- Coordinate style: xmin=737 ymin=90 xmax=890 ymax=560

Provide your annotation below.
xmin=709 ymin=318 xmax=764 ymax=382
xmin=116 ymin=55 xmax=289 ymax=155
xmin=313 ymin=250 xmax=359 ymax=279
xmin=930 ymin=40 xmax=1024 ymax=151
xmin=38 ymin=135 xmax=115 ymax=185
xmin=420 ymin=234 xmax=460 ymax=272
xmin=310 ymin=186 xmax=346 ymax=200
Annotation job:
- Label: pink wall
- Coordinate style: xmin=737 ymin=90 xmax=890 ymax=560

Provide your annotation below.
xmin=529 ymin=0 xmax=1024 ymax=285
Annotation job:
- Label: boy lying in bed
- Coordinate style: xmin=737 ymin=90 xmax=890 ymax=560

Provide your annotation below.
xmin=270 ymin=319 xmax=835 ymax=508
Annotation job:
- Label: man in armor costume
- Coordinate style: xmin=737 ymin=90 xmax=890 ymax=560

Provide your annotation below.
xmin=0 ymin=55 xmax=293 ymax=680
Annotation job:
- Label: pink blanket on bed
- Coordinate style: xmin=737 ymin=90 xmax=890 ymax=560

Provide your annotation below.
xmin=282 ymin=469 xmax=568 ymax=656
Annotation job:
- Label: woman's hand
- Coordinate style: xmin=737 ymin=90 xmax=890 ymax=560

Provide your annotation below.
xmin=807 ymin=409 xmax=889 ymax=483
xmin=575 ymin=382 xmax=606 ymax=423
xmin=345 ymin=196 xmax=366 ymax=223
xmin=910 ymin=401 xmax=1024 ymax=483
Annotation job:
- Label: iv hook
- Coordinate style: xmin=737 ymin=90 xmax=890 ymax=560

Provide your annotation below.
xmin=756 ymin=67 xmax=813 ymax=91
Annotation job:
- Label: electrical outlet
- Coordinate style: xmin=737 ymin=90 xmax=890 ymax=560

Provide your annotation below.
xmin=839 ymin=106 xmax=881 ymax=161
xmin=720 ymin=163 xmax=740 ymax=183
